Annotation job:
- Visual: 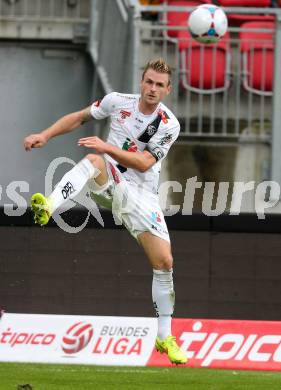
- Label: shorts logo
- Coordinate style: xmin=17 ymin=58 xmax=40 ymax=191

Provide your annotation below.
xmin=151 ymin=211 xmax=168 ymax=235
xmin=61 ymin=181 xmax=75 ymax=199
xmin=151 ymin=211 xmax=161 ymax=223
xmin=61 ymin=322 xmax=94 ymax=354
xmin=120 ymin=110 xmax=131 ymax=120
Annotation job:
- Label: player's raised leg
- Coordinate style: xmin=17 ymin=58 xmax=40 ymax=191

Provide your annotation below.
xmin=31 ymin=154 xmax=108 ymax=225
xmin=138 ymin=232 xmax=187 ymax=365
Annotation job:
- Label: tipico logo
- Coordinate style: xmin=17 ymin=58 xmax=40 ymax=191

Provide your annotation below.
xmin=61 ymin=322 xmax=94 ymax=354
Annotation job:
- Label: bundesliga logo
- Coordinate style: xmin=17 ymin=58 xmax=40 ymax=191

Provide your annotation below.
xmin=61 ymin=322 xmax=94 ymax=354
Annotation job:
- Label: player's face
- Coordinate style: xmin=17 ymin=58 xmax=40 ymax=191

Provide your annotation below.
xmin=140 ymin=69 xmax=171 ymax=107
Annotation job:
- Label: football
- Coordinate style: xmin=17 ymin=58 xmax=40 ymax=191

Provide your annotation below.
xmin=188 ymin=4 xmax=228 ymax=44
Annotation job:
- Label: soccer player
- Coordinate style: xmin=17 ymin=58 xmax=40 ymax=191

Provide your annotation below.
xmin=23 ymin=58 xmax=187 ymax=365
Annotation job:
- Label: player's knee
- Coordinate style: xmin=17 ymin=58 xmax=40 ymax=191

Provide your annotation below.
xmin=157 ymin=254 xmax=173 ymax=270
xmin=86 ymin=154 xmax=104 ymax=170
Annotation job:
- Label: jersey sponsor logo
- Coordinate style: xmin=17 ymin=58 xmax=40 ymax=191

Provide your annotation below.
xmin=122 ymin=138 xmax=137 ymax=153
xmin=117 ymin=138 xmax=138 ymax=173
xmin=158 ymin=109 xmax=170 ymax=124
xmin=116 ymin=93 xmax=136 ymax=100
xmin=158 ymin=133 xmax=173 ymax=146
xmin=120 ymin=110 xmax=131 ymax=120
xmin=61 ymin=181 xmax=75 ymax=199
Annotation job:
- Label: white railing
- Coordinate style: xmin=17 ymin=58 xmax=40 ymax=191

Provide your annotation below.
xmin=0 ymin=0 xmax=89 ymax=22
xmin=134 ymin=5 xmax=281 ymax=143
xmin=0 ymin=0 xmax=90 ymax=40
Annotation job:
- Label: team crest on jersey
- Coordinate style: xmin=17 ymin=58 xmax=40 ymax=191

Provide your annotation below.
xmin=138 ymin=114 xmax=162 ymax=143
xmin=120 ymin=110 xmax=131 ymax=120
xmin=147 ymin=125 xmax=157 ymax=136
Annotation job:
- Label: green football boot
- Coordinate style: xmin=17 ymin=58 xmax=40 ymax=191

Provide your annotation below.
xmin=31 ymin=193 xmax=52 ymax=226
xmin=155 ymin=335 xmax=188 ymax=365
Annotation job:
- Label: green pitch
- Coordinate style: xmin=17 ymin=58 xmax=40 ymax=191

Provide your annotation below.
xmin=0 ymin=362 xmax=281 ymax=390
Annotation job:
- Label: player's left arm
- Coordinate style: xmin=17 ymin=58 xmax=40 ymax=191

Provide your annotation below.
xmin=145 ymin=120 xmax=180 ymax=164
xmin=78 ymin=136 xmax=156 ymax=172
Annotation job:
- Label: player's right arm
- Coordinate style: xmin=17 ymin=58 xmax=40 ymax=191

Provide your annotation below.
xmin=23 ymin=106 xmax=93 ymax=151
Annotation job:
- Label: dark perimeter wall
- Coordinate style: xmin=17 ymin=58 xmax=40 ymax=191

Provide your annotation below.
xmin=1 ymin=211 xmax=281 ymax=320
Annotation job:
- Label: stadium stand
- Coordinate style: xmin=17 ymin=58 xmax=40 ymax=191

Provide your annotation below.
xmin=0 ymin=0 xmax=90 ymax=40
xmin=218 ymin=0 xmax=274 ymax=26
xmin=178 ymin=30 xmax=231 ymax=93
xmin=239 ymin=21 xmax=274 ymax=95
xmin=163 ymin=0 xmax=212 ymax=38
xmin=219 ymin=0 xmax=271 ymax=4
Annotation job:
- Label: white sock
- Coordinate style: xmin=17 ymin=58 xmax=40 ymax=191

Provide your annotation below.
xmin=152 ymin=268 xmax=175 ymax=340
xmin=157 ymin=315 xmax=172 ymax=341
xmin=48 ymin=158 xmax=97 ymax=213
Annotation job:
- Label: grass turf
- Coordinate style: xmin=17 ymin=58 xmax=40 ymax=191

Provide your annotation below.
xmin=0 ymin=363 xmax=281 ymax=390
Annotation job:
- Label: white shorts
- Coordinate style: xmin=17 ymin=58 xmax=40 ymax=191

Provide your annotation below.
xmin=87 ymin=160 xmax=170 ymax=243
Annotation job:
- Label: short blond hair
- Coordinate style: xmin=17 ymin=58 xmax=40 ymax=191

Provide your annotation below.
xmin=142 ymin=58 xmax=172 ymax=86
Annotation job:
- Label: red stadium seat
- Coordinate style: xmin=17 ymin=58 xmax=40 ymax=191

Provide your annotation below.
xmin=239 ymin=21 xmax=274 ymax=95
xmin=219 ymin=0 xmax=270 ymax=5
xmin=178 ymin=30 xmax=231 ymax=93
xmin=218 ymin=0 xmax=274 ymax=26
xmin=164 ymin=0 xmax=211 ymax=38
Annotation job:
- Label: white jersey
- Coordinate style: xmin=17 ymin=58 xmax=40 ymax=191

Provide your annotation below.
xmin=90 ymin=92 xmax=180 ymax=193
